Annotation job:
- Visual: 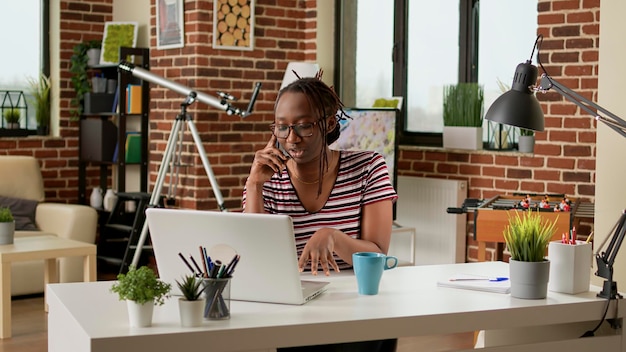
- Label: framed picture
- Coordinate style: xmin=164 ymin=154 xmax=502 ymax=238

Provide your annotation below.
xmin=100 ymin=22 xmax=139 ymax=64
xmin=157 ymin=0 xmax=185 ymax=49
xmin=213 ymin=0 xmax=255 ymax=51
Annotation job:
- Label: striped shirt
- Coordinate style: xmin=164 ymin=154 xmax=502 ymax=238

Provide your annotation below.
xmin=242 ymin=150 xmax=398 ymax=269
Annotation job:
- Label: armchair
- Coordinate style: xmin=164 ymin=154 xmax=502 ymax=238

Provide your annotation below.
xmin=0 ymin=155 xmax=97 ymax=296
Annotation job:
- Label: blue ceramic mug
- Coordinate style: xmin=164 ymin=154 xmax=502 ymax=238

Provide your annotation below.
xmin=352 ymin=252 xmax=399 ymax=295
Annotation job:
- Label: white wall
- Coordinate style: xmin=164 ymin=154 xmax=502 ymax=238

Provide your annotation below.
xmin=596 ymin=2 xmax=626 ymax=288
xmin=316 ymin=2 xmax=335 ymax=86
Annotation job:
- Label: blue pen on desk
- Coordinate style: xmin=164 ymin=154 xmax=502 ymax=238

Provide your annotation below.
xmin=449 ymin=277 xmax=509 ymax=282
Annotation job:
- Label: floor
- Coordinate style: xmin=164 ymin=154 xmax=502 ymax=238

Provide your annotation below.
xmin=0 ymin=265 xmax=475 ymax=351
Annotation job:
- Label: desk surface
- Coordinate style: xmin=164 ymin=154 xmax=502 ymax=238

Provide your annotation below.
xmin=47 ymin=262 xmax=624 ymax=352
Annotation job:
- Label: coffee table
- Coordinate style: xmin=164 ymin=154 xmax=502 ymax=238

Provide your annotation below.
xmin=0 ymin=235 xmax=96 ymax=338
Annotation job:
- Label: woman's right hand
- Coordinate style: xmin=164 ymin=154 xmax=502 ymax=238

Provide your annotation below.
xmin=247 ymin=135 xmax=288 ymax=185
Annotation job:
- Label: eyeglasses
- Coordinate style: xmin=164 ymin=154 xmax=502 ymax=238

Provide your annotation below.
xmin=269 ymin=121 xmax=319 ymax=138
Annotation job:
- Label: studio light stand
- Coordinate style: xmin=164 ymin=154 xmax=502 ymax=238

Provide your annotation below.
xmin=118 ymin=62 xmax=261 ymax=269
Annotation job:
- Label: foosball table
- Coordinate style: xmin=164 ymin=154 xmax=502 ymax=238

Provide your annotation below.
xmin=473 ymin=194 xmax=593 ymax=261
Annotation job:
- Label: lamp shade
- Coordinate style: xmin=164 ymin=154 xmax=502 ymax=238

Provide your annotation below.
xmin=485 ymin=61 xmax=545 ymax=132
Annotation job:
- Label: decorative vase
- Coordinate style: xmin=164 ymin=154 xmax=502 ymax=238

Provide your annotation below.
xmin=90 ymin=187 xmax=103 ymax=208
xmin=0 ymin=221 xmax=15 ymax=245
xmin=509 ymin=259 xmax=550 ymax=299
xmin=103 ymin=189 xmax=117 ymax=212
xmin=518 ymin=135 xmax=535 ymax=153
xmin=442 ymin=126 xmax=483 ymax=150
xmin=178 ymin=298 xmax=204 ymax=327
xmin=126 ymin=300 xmax=154 ymax=327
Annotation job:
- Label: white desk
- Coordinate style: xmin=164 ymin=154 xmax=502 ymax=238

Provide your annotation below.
xmin=47 ymin=262 xmax=625 ymax=352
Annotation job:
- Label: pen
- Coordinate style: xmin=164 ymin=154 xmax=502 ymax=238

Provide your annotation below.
xmin=226 ymin=255 xmax=240 ymax=276
xmin=199 ymin=246 xmax=208 ymax=277
xmin=178 ymin=252 xmax=196 ymax=274
xmin=209 ymin=260 xmax=222 ymax=278
xmin=450 ymin=277 xmax=508 ymax=282
xmin=189 ymin=254 xmax=203 ymax=276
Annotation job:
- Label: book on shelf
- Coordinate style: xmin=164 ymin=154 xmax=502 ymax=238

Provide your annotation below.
xmin=125 ymin=132 xmax=141 ymax=163
xmin=436 ymin=273 xmax=511 ymax=294
xmin=126 ymin=84 xmax=142 ymax=114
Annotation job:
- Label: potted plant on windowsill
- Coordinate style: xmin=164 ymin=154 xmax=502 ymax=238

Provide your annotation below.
xmin=442 ymin=83 xmax=485 ymax=150
xmin=110 ymin=265 xmax=171 ymax=327
xmin=503 ymin=209 xmax=558 ymax=299
xmin=0 ymin=207 xmax=15 ymax=245
xmin=175 ymin=274 xmax=204 ymax=327
xmin=27 ymin=73 xmax=51 ymax=135
xmin=3 ymin=108 xmax=21 ymax=130
xmin=518 ymin=128 xmax=535 ymax=153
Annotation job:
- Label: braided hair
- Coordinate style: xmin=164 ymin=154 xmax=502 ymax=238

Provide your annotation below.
xmin=275 ymin=75 xmax=348 ymax=196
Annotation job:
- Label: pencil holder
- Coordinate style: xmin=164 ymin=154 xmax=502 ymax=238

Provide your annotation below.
xmin=202 ymin=278 xmax=231 ymax=320
xmin=548 ymin=240 xmax=592 ymax=294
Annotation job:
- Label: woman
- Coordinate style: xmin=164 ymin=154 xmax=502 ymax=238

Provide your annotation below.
xmin=243 ymin=76 xmax=398 ymax=351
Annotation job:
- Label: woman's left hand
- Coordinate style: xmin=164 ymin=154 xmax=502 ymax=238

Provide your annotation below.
xmin=298 ymin=228 xmax=340 ymax=276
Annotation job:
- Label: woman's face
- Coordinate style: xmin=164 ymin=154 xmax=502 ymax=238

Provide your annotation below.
xmin=274 ymin=91 xmax=326 ymax=164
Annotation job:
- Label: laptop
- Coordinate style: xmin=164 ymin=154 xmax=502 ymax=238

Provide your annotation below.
xmin=145 ymin=208 xmax=329 ymax=305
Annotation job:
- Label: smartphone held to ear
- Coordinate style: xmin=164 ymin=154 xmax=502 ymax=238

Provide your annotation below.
xmin=276 ymin=141 xmax=290 ymax=158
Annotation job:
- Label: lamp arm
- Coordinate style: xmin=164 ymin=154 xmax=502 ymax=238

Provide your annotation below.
xmin=538 ymin=75 xmax=626 ymax=138
xmin=595 ymin=211 xmax=626 ymax=282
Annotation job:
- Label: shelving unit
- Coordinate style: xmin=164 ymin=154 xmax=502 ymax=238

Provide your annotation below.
xmin=78 ymin=47 xmax=151 ymax=272
xmin=78 ymin=47 xmax=150 ymax=204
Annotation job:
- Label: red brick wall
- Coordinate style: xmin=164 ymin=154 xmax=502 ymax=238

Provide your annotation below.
xmin=148 ymin=0 xmax=318 ymax=211
xmin=397 ymin=0 xmax=600 ymax=261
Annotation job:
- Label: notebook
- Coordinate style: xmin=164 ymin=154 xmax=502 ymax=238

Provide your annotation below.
xmin=145 ymin=208 xmax=329 ymax=305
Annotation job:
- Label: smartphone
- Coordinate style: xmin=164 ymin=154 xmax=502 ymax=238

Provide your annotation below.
xmin=275 ymin=141 xmax=290 ymax=158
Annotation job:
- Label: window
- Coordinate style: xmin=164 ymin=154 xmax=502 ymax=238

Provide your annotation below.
xmin=0 ymin=0 xmax=49 ymax=132
xmin=337 ymin=0 xmax=537 ymax=146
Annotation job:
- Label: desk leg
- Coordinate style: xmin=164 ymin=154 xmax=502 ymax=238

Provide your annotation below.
xmin=0 ymin=262 xmax=11 ymax=338
xmin=84 ymin=253 xmax=96 ymax=282
xmin=44 ymin=258 xmax=59 ymax=313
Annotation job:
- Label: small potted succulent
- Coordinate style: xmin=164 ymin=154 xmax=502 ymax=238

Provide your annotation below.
xmin=110 ymin=265 xmax=171 ymax=327
xmin=0 ymin=207 xmax=15 ymax=245
xmin=503 ymin=209 xmax=558 ymax=299
xmin=175 ymin=274 xmax=204 ymax=327
xmin=3 ymin=108 xmax=21 ymax=129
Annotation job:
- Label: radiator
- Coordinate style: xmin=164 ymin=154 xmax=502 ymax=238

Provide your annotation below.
xmin=395 ymin=176 xmax=467 ymax=265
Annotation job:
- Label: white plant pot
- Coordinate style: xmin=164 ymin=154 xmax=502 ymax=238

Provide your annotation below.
xmin=518 ymin=135 xmax=535 ymax=153
xmin=87 ymin=48 xmax=101 ymax=66
xmin=443 ymin=126 xmax=483 ymax=150
xmin=178 ymin=298 xmax=204 ymax=327
xmin=126 ymin=300 xmax=154 ymax=327
xmin=509 ymin=259 xmax=550 ymax=299
xmin=0 ymin=221 xmax=15 ymax=245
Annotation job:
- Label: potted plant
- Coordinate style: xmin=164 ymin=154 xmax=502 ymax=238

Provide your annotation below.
xmin=110 ymin=265 xmax=171 ymax=327
xmin=518 ymin=128 xmax=535 ymax=153
xmin=3 ymin=108 xmax=21 ymax=129
xmin=0 ymin=207 xmax=15 ymax=245
xmin=175 ymin=274 xmax=204 ymax=327
xmin=503 ymin=209 xmax=558 ymax=299
xmin=27 ymin=73 xmax=51 ymax=135
xmin=442 ymin=83 xmax=484 ymax=150
xmin=69 ymin=40 xmax=102 ymax=119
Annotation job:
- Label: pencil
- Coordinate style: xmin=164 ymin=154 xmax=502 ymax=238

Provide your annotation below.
xmin=586 ymin=231 xmax=594 ymax=243
xmin=178 ymin=252 xmax=195 ymax=274
xmin=199 ymin=246 xmax=208 ymax=277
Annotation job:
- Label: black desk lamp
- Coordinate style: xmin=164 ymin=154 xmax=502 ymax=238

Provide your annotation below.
xmin=485 ymin=34 xmax=626 ymax=299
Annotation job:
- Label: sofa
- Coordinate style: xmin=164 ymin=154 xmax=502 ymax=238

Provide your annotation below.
xmin=0 ymin=155 xmax=98 ymax=296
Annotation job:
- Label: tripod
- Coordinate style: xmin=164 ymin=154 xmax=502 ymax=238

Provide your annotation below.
xmin=129 ymin=93 xmax=227 ymax=268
